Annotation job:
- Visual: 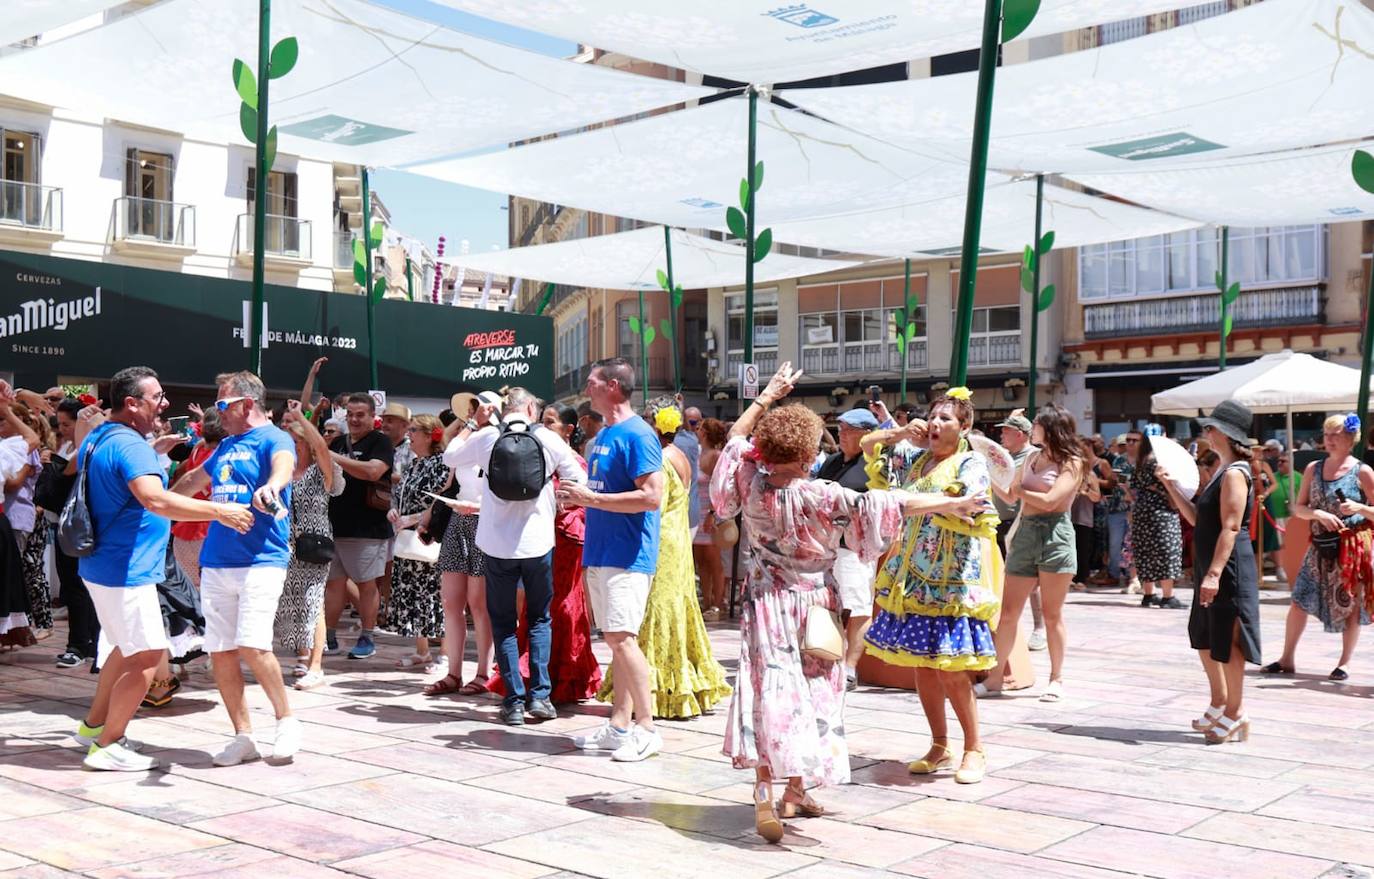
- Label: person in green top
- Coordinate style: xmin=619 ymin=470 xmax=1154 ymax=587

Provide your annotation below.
xmin=1263 ymin=451 xmax=1295 ymax=582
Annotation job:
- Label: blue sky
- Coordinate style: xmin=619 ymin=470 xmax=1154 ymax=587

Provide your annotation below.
xmin=368 ymin=0 xmax=579 ymax=255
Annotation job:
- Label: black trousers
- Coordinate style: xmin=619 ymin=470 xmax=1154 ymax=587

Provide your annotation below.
xmin=55 ymin=542 xmax=99 ymax=658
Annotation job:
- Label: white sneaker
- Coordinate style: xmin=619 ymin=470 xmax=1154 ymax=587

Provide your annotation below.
xmin=1027 ymin=629 xmax=1048 ymax=651
xmin=571 ymin=721 xmax=632 ymax=752
xmin=83 ymin=741 xmax=159 ymax=772
xmin=52 ymin=606 xmax=69 ymax=620
xmin=272 ymin=717 xmax=302 ymax=760
xmin=213 ymin=733 xmax=261 ymax=767
xmin=611 ymin=726 xmax=663 ymax=763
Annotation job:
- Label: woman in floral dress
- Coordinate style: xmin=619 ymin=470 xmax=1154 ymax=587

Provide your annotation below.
xmin=862 ymin=388 xmax=1002 ymax=784
xmin=711 ymin=364 xmax=986 ymax=844
xmin=387 ymin=415 xmax=450 ymax=669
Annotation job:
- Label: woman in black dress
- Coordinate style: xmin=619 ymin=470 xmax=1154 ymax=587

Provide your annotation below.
xmin=1159 ymin=400 xmax=1260 ymax=745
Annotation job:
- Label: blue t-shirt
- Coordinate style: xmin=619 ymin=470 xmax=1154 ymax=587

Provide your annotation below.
xmin=583 ymin=418 xmax=662 ymax=573
xmin=77 ymin=423 xmax=169 ymax=587
xmin=200 ymin=424 xmax=296 ymax=569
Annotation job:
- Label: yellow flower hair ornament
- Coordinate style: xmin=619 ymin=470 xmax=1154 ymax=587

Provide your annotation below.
xmin=946 ymin=386 xmax=972 ymax=401
xmin=654 ymin=406 xmax=684 ymax=434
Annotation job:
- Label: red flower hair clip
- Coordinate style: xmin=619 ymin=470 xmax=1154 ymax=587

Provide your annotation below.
xmin=77 ymin=393 xmax=97 ymax=406
xmin=431 ymin=426 xmax=444 ymax=445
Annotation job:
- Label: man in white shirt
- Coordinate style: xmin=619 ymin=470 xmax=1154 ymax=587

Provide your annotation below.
xmin=443 ymin=387 xmax=586 ymax=725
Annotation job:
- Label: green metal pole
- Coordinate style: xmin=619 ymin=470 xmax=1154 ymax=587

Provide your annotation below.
xmin=743 ymin=86 xmax=758 ymax=369
xmin=1356 ymin=257 xmax=1374 ymax=459
xmin=405 ymin=254 xmax=413 ymax=302
xmin=900 ymin=258 xmax=911 ymax=401
xmin=637 ymin=287 xmax=649 ymax=408
xmin=949 ymin=0 xmax=1004 ymax=386
xmin=363 ymin=166 xmax=377 ymax=388
xmin=1218 ymin=225 xmax=1229 ymax=370
xmin=249 ymin=0 xmax=272 ymax=376
xmin=664 ymin=225 xmax=681 ymax=393
xmin=1028 ymin=173 xmax=1043 ymax=417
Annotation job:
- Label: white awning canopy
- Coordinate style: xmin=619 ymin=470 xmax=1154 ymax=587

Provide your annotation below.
xmin=780 ymin=0 xmax=1374 ymax=176
xmin=4 ymin=0 xmax=125 ymax=47
xmin=0 ymin=0 xmax=714 ymax=165
xmin=433 ymin=0 xmax=1212 ymax=84
xmin=450 ymin=226 xmax=864 ymax=291
xmin=1151 ymin=351 xmax=1372 ymax=416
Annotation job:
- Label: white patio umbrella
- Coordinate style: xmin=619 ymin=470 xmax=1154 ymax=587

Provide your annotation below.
xmin=1150 ymin=350 xmax=1372 ymax=456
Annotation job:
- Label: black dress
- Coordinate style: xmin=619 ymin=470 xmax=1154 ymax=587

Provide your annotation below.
xmin=1188 ymin=461 xmax=1261 ymax=664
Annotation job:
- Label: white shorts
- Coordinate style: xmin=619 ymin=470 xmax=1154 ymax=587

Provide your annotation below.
xmin=201 ymin=566 xmax=288 ymax=652
xmin=84 ymin=581 xmax=170 ymax=658
xmin=833 ymin=547 xmax=877 ymax=616
xmin=585 ymin=567 xmax=652 ymax=635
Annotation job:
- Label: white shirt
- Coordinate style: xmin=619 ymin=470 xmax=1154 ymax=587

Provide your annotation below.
xmin=444 ymin=427 xmax=491 ymax=504
xmin=443 ymin=416 xmax=586 ymax=559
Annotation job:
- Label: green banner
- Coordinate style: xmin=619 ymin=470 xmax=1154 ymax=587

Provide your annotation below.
xmin=0 ymin=250 xmax=553 ymax=401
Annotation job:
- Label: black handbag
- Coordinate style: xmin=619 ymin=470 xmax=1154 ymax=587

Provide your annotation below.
xmin=1311 ymin=529 xmax=1342 ymax=563
xmin=33 ymin=456 xmax=74 ymax=512
xmin=422 ymin=480 xmax=460 ymax=544
xmin=57 ymin=426 xmax=126 ymax=557
xmin=294 ymin=533 xmax=335 ymax=565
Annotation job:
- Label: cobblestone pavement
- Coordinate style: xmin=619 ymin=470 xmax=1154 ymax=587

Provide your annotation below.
xmin=1 ymin=587 xmax=1372 ymax=878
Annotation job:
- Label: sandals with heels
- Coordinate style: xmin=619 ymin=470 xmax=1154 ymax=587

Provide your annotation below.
xmin=780 ymin=782 xmax=824 ymax=819
xmin=753 ymin=782 xmax=784 ymax=844
xmin=1204 ymin=713 xmax=1250 ymax=745
xmin=1191 ymin=704 xmax=1225 ymax=732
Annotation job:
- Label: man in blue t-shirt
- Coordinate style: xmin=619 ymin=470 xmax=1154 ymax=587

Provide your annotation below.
xmin=75 ymin=367 xmax=253 ymax=773
xmin=558 ymin=357 xmax=665 ymax=763
xmin=172 ymin=370 xmax=299 ymax=766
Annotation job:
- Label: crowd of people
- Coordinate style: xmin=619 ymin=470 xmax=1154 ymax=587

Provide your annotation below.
xmin=2 ymin=355 xmax=1372 ymax=842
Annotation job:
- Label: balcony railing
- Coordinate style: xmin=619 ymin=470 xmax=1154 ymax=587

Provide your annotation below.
xmin=969 ymin=333 xmax=1021 ymax=367
xmin=112 ymin=197 xmax=195 ymax=246
xmin=888 ymin=341 xmax=928 ymax=371
xmin=802 ymin=341 xmax=929 ymax=376
xmin=1083 ymin=286 xmax=1323 ymax=339
xmin=554 ymin=363 xmax=592 ymax=399
xmin=0 ymin=181 xmax=62 ymax=232
xmin=520 ymin=283 xmax=580 ymax=315
xmin=237 ymin=213 xmax=311 ymax=260
xmin=727 ymin=349 xmax=778 ymax=379
xmin=334 ymin=231 xmax=354 ymax=269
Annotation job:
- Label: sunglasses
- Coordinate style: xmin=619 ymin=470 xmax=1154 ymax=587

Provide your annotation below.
xmin=687 ymin=419 xmax=700 ymax=427
xmin=215 ymin=396 xmax=247 ymax=411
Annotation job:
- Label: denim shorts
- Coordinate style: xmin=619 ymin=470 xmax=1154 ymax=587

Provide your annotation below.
xmin=1006 ymin=511 xmax=1077 ymax=577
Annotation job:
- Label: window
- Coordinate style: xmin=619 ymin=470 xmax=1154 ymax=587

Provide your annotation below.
xmin=616 ymin=300 xmax=640 ymax=361
xmin=123 ymin=148 xmax=175 ymax=240
xmin=247 ymin=168 xmax=300 ymax=254
xmin=955 ymin=306 xmax=1021 ymax=366
xmin=1 ymin=129 xmax=41 ymax=226
xmin=1079 ymin=226 xmax=1323 ymax=300
xmin=726 ymin=289 xmax=778 ymax=375
xmin=557 ymin=315 xmax=588 ymax=377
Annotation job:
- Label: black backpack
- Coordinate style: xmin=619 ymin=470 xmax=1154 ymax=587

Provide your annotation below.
xmin=487 ymin=420 xmax=548 ymax=501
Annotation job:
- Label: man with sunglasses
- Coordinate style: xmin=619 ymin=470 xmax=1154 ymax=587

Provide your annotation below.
xmin=172 ymin=371 xmax=300 ymax=766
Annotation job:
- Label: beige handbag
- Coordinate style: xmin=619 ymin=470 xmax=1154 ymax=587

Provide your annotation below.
xmin=712 ymin=517 xmax=739 ymax=549
xmin=801 ymin=603 xmax=844 ymax=662
xmin=393 ymin=528 xmax=440 ymax=564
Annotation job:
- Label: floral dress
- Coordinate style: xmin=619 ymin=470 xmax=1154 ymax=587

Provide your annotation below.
xmin=599 ymin=459 xmax=732 ymax=717
xmin=711 ymin=436 xmax=907 ymax=786
xmin=275 ymin=460 xmax=345 ymax=652
xmin=388 ymin=454 xmax=449 ymax=639
xmin=1130 ymin=455 xmax=1182 ymax=582
xmin=1292 ymin=462 xmax=1374 ymax=633
xmin=865 ymin=443 xmax=1002 ymax=671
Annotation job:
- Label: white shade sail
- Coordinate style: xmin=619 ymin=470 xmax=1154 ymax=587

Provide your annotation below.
xmin=1068 ymin=143 xmax=1374 ymax=227
xmin=449 ymin=226 xmax=864 ymax=291
xmin=782 ymin=0 xmax=1374 ymax=176
xmin=4 ymin=0 xmax=124 ymax=47
xmin=766 ymin=178 xmax=1200 ymax=258
xmin=435 ymin=0 xmax=1212 ymax=84
xmin=0 ymin=0 xmax=714 ymax=165
xmin=1151 ymin=351 xmax=1372 ymax=416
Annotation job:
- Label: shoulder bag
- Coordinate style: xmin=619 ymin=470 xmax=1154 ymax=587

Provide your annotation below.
xmin=345 ymin=433 xmax=393 ymax=512
xmin=57 ymin=425 xmax=126 ymax=557
xmin=290 ymin=468 xmax=336 ymax=565
xmin=391 ymin=463 xmax=440 ymax=563
xmin=801 ymin=603 xmax=844 ymax=662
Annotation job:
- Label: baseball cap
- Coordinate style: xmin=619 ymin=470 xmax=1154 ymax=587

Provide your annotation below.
xmin=996 ymin=414 xmax=1032 ymax=433
xmin=381 ymin=402 xmax=411 ymax=420
xmin=837 ymin=408 xmax=879 ymax=430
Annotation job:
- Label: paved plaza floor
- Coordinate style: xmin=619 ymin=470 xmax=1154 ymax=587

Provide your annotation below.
xmin=1 ymin=587 xmax=1372 ymax=878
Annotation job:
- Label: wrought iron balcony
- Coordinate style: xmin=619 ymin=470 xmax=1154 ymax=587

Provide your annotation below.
xmin=111 ymin=197 xmax=195 ymax=248
xmin=802 ymin=341 xmax=929 ymax=376
xmin=727 ymin=350 xmax=778 ymax=378
xmin=0 ymin=181 xmax=62 ymax=233
xmin=236 ymin=214 xmax=312 ymax=262
xmin=969 ymin=334 xmax=1021 ymax=367
xmin=1083 ymin=286 xmax=1322 ymax=339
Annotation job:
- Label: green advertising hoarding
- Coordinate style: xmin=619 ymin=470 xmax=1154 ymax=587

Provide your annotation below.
xmin=0 ymin=250 xmax=553 ymax=400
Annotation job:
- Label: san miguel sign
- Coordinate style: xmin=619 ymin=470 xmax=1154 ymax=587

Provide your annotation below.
xmin=0 ymin=251 xmax=553 ymax=400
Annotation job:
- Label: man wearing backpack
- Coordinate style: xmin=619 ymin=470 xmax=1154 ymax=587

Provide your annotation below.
xmin=442 ymin=387 xmax=586 ymax=725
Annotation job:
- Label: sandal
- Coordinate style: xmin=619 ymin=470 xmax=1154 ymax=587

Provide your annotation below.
xmin=1039 ymin=679 xmax=1064 ymax=703
xmin=458 ymin=674 xmax=491 ymax=696
xmin=753 ymin=782 xmax=784 ymax=844
xmin=1329 ymin=666 xmax=1350 ymax=681
xmin=973 ymin=681 xmax=1003 ymax=699
xmin=780 ymin=782 xmax=824 ymax=818
xmin=908 ymin=739 xmax=954 ymax=775
xmin=396 ymin=652 xmax=434 ymax=670
xmin=292 ymin=658 xmax=309 ymax=678
xmin=423 ymin=673 xmax=464 ymax=697
xmin=1261 ymin=661 xmax=1295 ymax=675
xmin=955 ymin=749 xmax=987 ymax=784
xmin=141 ymin=676 xmax=181 ymax=709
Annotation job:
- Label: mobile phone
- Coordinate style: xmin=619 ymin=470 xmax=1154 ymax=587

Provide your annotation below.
xmin=168 ymin=415 xmax=189 ymax=435
xmin=868 ymin=385 xmax=882 ymax=403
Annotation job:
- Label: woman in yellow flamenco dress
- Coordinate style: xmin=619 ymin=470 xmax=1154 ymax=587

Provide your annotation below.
xmin=862 ymin=388 xmax=1002 ymax=784
xmin=598 ymin=398 xmax=732 ymax=718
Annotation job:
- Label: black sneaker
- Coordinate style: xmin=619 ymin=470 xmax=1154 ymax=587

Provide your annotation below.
xmin=55 ymin=651 xmax=84 ymax=669
xmin=499 ymin=703 xmax=526 ymax=726
xmin=1158 ymin=596 xmax=1185 ymax=609
xmin=1140 ymin=594 xmax=1159 ymax=608
xmin=526 ymin=699 xmax=557 ymax=721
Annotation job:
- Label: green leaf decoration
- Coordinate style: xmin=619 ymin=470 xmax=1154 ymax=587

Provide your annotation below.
xmin=1223 ymin=281 xmax=1241 ymax=305
xmin=671 ymin=285 xmax=683 ymax=309
xmin=1021 ymin=244 xmax=1035 ymax=269
xmin=239 ymin=103 xmax=258 ymax=143
xmin=1353 ymin=150 xmax=1374 ymax=195
xmin=894 ymin=334 xmax=907 ymax=355
xmin=656 ymin=268 xmax=668 ymax=290
xmin=659 ymin=318 xmax=673 ymax=341
xmin=1002 ymin=0 xmax=1041 ymax=42
xmin=738 ymin=178 xmax=751 ymax=213
xmin=1020 ymin=265 xmax=1035 ymax=293
xmin=643 ymin=326 xmax=656 ymax=346
xmin=725 ymin=206 xmax=747 ymax=239
xmin=372 ymin=275 xmax=387 ymax=302
xmin=269 ymin=37 xmax=299 ymax=79
xmin=1222 ymin=311 xmax=1233 ymax=338
xmin=754 ymin=227 xmax=773 ymax=263
xmin=627 ymin=315 xmax=641 ymax=334
xmin=1038 ymin=230 xmax=1055 ymax=255
xmin=892 ymin=307 xmax=906 ymax=331
xmin=263 ymin=125 xmax=277 ymax=173
xmin=369 ymin=221 xmax=384 ymax=247
xmin=352 ymin=240 xmax=366 ymax=287
xmin=1214 ymin=270 xmax=1223 ymax=290
xmin=232 ymin=59 xmax=257 ymax=110
xmin=753 ymin=161 xmax=764 ymax=192
xmin=1037 ymin=283 xmax=1056 ymax=312
xmin=906 ymin=322 xmax=917 ymax=341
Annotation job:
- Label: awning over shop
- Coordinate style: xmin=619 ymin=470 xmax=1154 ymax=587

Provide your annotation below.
xmin=779 ymin=0 xmax=1374 ymax=176
xmin=432 ymin=0 xmax=1212 ymax=84
xmin=449 ymin=226 xmax=865 ymax=291
xmin=0 ymin=0 xmax=714 ymax=165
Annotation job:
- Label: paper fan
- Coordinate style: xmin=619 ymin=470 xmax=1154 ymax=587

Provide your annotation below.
xmin=969 ymin=433 xmax=1015 ymax=492
xmin=1149 ymin=435 xmax=1199 ymax=499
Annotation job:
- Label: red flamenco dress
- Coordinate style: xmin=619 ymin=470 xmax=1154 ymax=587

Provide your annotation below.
xmin=486 ymin=465 xmax=602 ymax=703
